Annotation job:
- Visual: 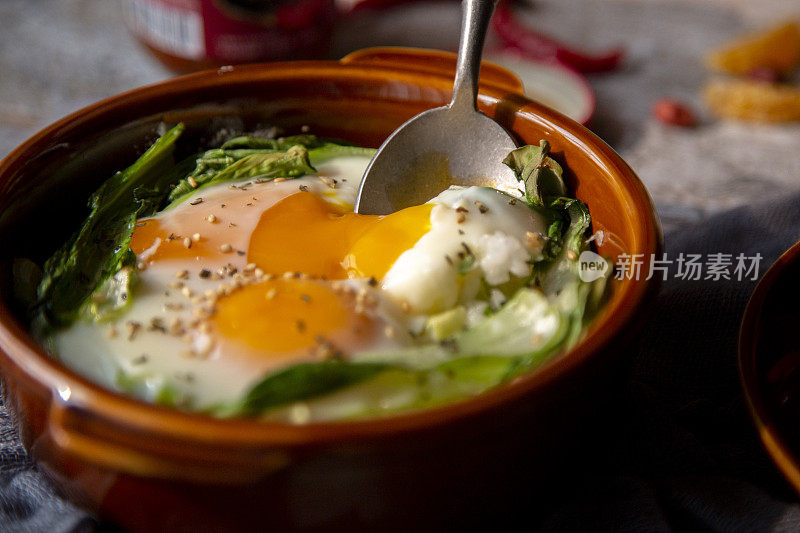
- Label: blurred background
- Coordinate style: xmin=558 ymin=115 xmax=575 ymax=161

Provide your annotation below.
xmin=0 ymin=0 xmax=798 ymax=233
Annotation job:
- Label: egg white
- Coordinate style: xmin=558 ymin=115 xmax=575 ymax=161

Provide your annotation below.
xmin=52 ymin=157 xmax=549 ymax=410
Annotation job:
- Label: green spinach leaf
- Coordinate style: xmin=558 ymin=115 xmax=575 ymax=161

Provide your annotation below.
xmin=502 ymin=140 xmax=566 ymax=207
xmin=36 ymin=123 xmax=185 ymax=328
xmin=241 ymin=360 xmax=392 ymax=415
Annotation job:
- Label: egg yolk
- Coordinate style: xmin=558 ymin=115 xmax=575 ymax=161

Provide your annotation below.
xmin=213 ymin=279 xmax=363 ymax=354
xmin=247 ymin=191 xmax=433 ymax=280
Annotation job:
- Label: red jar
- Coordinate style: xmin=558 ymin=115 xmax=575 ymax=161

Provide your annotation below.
xmin=123 ymin=0 xmax=337 ymax=73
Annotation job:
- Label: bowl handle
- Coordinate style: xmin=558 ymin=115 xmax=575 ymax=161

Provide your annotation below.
xmin=341 ymin=47 xmax=524 ymax=94
xmin=46 ymin=397 xmax=290 ymax=482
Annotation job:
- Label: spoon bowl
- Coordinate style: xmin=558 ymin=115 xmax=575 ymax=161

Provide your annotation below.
xmin=355 ymin=103 xmax=518 ymax=214
xmin=355 ymin=0 xmax=517 ymax=214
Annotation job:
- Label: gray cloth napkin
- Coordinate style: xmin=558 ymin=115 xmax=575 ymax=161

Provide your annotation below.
xmin=3 ymin=191 xmax=800 ymax=532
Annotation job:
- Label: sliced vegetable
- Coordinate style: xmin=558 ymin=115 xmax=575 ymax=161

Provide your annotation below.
xmin=265 ymin=356 xmax=522 ymax=422
xmin=354 ymin=288 xmax=567 ymax=369
xmin=240 ymin=360 xmax=392 ymax=415
xmin=166 ymin=136 xmax=374 ymax=207
xmin=167 ymin=145 xmax=315 ymax=206
xmin=502 ymin=140 xmax=566 ymax=207
xmin=36 ymin=123 xmax=185 ymax=329
xmin=705 ymin=19 xmax=800 ymax=77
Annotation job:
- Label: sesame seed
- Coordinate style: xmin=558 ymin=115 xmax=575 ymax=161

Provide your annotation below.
xmin=148 ymin=317 xmax=167 ymax=333
xmin=456 ymin=212 xmax=467 ymax=224
xmin=315 ymin=342 xmax=336 ymax=360
xmin=273 ymin=177 xmax=287 ymax=183
xmin=181 ymin=287 xmax=193 ymax=298
xmin=183 ymin=237 xmax=192 ymax=248
xmin=509 ymin=198 xmax=517 ymax=205
xmin=266 ymin=288 xmax=277 ymax=299
xmin=206 ymin=214 xmax=217 ymax=223
xmin=566 ymin=249 xmax=578 ymax=261
xmin=318 ymin=176 xmax=336 ymax=188
xmin=199 ymin=269 xmax=211 ymax=279
xmin=192 ymin=307 xmax=210 ymax=319
xmin=126 ymin=321 xmax=141 ymax=341
xmin=165 ymin=302 xmax=184 ymax=311
xmin=300 ymin=294 xmax=311 ymax=303
xmin=474 ymin=200 xmax=488 ymax=213
xmin=384 ymin=326 xmax=396 ymax=338
xmin=136 ymin=261 xmax=147 ymax=271
xmin=175 ymin=270 xmax=189 ymax=279
xmin=187 ymin=177 xmax=198 ymax=188
xmin=192 ymin=233 xmax=201 ymax=242
xmin=526 ymin=231 xmax=545 ymax=248
xmin=219 ymin=243 xmax=232 ymax=253
xmin=168 ymin=280 xmax=184 ymax=289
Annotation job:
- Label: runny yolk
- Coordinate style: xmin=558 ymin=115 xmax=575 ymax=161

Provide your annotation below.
xmin=247 ymin=192 xmax=433 ymax=280
xmin=212 ymin=279 xmax=364 ymax=354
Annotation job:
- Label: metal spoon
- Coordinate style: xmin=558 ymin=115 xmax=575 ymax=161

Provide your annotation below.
xmin=355 ymin=0 xmax=518 ymax=215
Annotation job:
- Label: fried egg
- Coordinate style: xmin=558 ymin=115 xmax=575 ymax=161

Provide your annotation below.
xmin=52 ymin=154 xmax=548 ymax=409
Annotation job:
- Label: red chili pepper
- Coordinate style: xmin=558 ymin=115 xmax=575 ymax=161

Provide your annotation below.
xmin=492 ymin=1 xmax=624 ymax=73
xmin=653 ymin=98 xmax=696 ymax=127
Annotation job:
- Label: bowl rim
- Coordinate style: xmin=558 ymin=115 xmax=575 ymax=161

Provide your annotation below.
xmin=0 ymin=51 xmax=663 ymax=449
xmin=738 ymin=239 xmax=800 ymax=494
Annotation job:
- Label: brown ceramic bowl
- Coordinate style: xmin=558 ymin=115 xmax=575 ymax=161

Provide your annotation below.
xmin=0 ymin=48 xmax=661 ymax=530
xmin=739 ymin=240 xmax=800 ymax=495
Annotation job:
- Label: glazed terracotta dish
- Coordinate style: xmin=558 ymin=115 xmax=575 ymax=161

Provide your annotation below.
xmin=0 ymin=48 xmax=661 ymax=529
xmin=740 ymin=240 xmax=800 ymax=496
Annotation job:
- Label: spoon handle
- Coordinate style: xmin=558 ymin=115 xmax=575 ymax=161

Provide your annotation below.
xmin=450 ymin=0 xmax=500 ymax=112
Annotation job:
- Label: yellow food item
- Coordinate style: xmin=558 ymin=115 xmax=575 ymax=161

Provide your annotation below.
xmin=704 ymin=78 xmax=800 ymax=122
xmin=705 ymin=19 xmax=800 ymax=76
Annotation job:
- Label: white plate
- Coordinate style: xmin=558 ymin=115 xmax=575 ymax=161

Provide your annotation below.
xmin=485 ymin=50 xmax=596 ymax=125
